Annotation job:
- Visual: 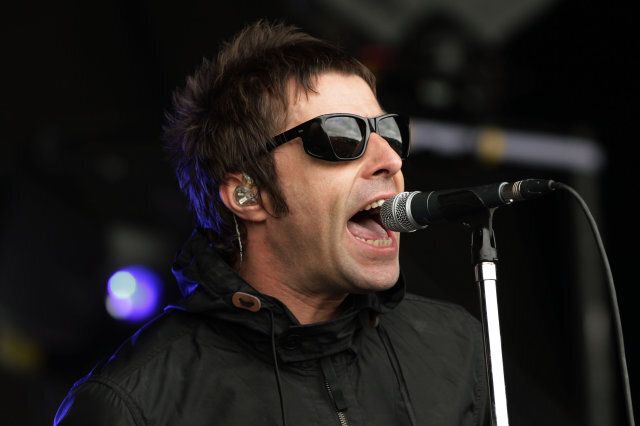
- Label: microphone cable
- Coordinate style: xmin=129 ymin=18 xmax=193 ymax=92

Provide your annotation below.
xmin=554 ymin=182 xmax=635 ymax=426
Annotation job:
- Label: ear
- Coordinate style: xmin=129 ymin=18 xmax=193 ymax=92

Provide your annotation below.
xmin=219 ymin=172 xmax=269 ymax=223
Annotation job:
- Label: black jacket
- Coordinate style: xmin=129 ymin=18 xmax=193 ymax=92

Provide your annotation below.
xmin=55 ymin=231 xmax=487 ymax=425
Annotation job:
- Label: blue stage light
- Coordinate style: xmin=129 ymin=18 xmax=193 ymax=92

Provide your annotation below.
xmin=105 ymin=266 xmax=162 ymax=322
xmin=108 ymin=271 xmax=137 ymax=298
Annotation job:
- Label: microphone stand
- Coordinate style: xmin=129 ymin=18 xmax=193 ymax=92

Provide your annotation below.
xmin=465 ymin=207 xmax=510 ymax=426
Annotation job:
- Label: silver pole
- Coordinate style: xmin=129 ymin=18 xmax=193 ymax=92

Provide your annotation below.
xmin=476 ymin=261 xmax=510 ymax=426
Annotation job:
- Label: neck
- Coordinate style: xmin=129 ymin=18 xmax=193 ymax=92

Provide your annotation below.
xmin=237 ymin=240 xmax=348 ymax=324
xmin=236 ymin=222 xmax=355 ymax=324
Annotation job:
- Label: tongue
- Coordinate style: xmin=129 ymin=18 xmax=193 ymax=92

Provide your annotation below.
xmin=347 ymin=217 xmax=389 ymax=240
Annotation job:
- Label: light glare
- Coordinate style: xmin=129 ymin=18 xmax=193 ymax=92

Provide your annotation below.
xmin=108 ymin=271 xmax=137 ymax=298
xmin=105 ymin=266 xmax=162 ymax=322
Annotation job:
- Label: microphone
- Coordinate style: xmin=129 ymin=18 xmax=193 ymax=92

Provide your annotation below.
xmin=380 ymin=179 xmax=557 ymax=232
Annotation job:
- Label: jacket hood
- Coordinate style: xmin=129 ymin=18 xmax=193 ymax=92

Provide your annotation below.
xmin=166 ymin=229 xmax=405 ymax=363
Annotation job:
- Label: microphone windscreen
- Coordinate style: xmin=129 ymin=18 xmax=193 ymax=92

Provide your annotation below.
xmin=380 ymin=192 xmax=424 ymax=232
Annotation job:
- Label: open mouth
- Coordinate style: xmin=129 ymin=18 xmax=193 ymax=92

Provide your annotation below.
xmin=346 ymin=199 xmax=393 ymax=247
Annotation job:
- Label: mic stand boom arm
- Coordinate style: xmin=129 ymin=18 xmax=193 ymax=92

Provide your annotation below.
xmin=465 ymin=207 xmax=509 ymax=426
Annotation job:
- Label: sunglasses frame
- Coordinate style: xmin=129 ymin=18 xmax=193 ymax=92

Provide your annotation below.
xmin=268 ymin=113 xmax=411 ymax=162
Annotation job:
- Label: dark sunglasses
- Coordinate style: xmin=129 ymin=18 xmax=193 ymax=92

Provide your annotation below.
xmin=268 ymin=113 xmax=411 ymax=162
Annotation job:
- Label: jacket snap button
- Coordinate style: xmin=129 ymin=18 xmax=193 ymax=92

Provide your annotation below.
xmin=282 ymin=335 xmax=300 ymax=350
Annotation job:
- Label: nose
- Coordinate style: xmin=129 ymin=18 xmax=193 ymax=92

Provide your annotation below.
xmin=361 ymin=132 xmax=403 ymax=178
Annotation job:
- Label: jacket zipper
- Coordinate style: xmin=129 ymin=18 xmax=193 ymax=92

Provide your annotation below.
xmin=324 ymin=380 xmax=349 ymax=426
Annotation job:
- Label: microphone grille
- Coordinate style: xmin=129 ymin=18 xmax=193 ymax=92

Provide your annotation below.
xmin=380 ymin=192 xmax=422 ymax=232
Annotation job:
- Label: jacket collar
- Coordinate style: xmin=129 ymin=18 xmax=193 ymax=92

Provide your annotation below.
xmin=167 ymin=229 xmax=405 ymax=363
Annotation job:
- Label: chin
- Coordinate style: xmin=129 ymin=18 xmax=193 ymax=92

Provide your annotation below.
xmin=345 ymin=266 xmax=400 ymax=294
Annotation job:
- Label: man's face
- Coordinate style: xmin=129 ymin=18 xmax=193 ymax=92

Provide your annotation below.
xmin=264 ymin=72 xmax=404 ymax=296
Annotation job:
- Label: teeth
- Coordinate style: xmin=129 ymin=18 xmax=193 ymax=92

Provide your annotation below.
xmin=362 ymin=199 xmax=385 ymax=211
xmin=354 ymin=236 xmax=392 ymax=247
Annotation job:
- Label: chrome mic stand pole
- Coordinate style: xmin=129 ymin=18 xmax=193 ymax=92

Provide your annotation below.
xmin=467 ymin=207 xmax=509 ymax=426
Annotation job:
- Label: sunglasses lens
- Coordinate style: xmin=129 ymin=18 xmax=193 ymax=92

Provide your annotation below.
xmin=323 ymin=116 xmax=366 ymax=159
xmin=377 ymin=116 xmax=407 ymax=157
xmin=306 ymin=122 xmax=335 ymax=158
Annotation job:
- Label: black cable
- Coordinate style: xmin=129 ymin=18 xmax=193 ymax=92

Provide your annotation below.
xmin=554 ymin=182 xmax=635 ymax=426
xmin=269 ymin=309 xmax=287 ymax=426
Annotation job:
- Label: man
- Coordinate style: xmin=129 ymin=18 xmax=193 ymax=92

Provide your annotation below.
xmin=55 ymin=21 xmax=487 ymax=425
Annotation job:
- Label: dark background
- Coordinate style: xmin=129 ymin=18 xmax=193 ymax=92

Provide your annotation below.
xmin=2 ymin=1 xmax=636 ymax=424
